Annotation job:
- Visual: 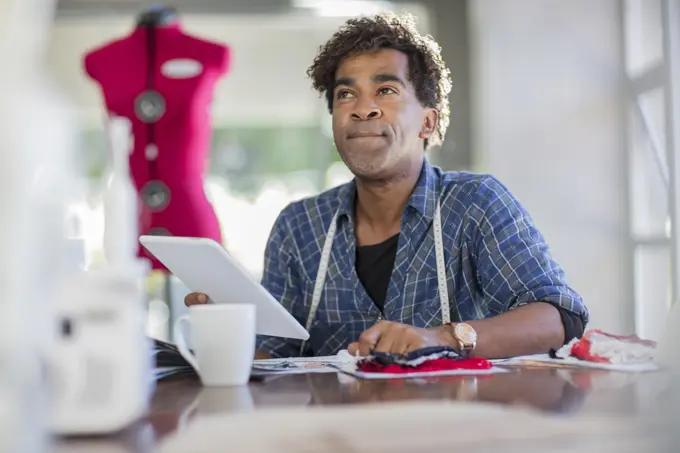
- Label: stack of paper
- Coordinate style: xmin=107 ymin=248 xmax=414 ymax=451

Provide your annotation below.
xmin=152 ymin=339 xmax=196 ymax=381
xmin=252 ymin=355 xmax=349 ymax=375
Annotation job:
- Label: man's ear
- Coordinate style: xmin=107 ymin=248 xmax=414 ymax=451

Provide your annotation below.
xmin=418 ymin=108 xmax=438 ymax=140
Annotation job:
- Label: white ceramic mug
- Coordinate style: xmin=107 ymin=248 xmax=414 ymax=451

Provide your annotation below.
xmin=173 ymin=304 xmax=256 ymax=386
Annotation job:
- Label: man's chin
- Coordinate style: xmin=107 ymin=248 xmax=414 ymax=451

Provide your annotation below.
xmin=338 ymin=145 xmax=399 ymax=178
xmin=346 ymin=162 xmax=393 ymax=181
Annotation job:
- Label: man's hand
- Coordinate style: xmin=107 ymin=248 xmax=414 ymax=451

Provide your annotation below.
xmin=347 ymin=321 xmax=456 ymax=356
xmin=184 ymin=292 xmax=208 ymax=306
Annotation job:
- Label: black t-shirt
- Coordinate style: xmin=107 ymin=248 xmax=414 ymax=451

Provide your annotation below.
xmin=355 ymin=234 xmax=584 ymax=344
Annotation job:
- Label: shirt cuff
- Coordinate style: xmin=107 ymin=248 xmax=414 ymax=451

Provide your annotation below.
xmin=553 ymin=304 xmax=585 ymax=344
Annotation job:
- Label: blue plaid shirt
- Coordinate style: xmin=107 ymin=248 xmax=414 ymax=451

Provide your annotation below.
xmin=256 ymin=160 xmax=588 ymax=358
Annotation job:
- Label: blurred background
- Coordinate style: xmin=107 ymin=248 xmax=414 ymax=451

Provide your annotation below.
xmin=48 ymin=0 xmax=677 ymax=345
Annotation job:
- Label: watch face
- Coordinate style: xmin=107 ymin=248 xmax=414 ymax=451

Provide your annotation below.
xmin=455 ymin=323 xmax=477 ymax=344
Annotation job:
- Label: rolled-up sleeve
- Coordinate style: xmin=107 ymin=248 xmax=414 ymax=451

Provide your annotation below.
xmin=255 ymin=207 xmax=306 ymax=358
xmin=471 ymin=176 xmax=589 ymax=325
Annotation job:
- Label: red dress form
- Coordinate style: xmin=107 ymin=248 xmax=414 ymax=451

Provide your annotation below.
xmin=83 ymin=10 xmax=230 ymax=271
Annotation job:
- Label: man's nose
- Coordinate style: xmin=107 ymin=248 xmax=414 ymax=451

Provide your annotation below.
xmin=351 ymin=100 xmax=382 ymax=121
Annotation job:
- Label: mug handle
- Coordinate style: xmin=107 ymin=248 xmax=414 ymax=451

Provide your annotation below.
xmin=173 ymin=314 xmax=200 ymax=372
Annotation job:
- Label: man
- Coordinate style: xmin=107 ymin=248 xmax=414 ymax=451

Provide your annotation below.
xmin=186 ymin=13 xmax=588 ymax=359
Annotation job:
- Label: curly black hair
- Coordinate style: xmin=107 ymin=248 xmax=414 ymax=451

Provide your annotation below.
xmin=307 ymin=12 xmax=452 ymax=149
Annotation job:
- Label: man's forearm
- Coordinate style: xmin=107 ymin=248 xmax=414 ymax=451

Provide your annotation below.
xmin=448 ymin=302 xmax=565 ymax=359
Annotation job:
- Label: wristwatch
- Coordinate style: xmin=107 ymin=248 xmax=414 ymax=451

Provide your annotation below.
xmin=451 ymin=323 xmax=477 ymax=358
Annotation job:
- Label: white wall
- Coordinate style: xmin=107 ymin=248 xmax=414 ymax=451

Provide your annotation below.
xmin=469 ymin=0 xmax=633 ymax=334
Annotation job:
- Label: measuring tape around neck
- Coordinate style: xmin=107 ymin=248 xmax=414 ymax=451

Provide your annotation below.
xmin=299 ymin=199 xmax=449 ymax=355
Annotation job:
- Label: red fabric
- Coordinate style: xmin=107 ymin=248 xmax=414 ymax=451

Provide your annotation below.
xmin=357 ymin=357 xmax=492 ymax=374
xmin=569 ymin=329 xmax=657 ymax=363
xmin=84 ymin=22 xmax=230 ymax=271
xmin=570 ymin=337 xmax=609 ymax=363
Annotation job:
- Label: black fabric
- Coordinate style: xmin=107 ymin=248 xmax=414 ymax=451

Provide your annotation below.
xmin=369 ymin=346 xmax=460 ymax=364
xmin=355 ymin=233 xmax=399 ymax=312
xmin=355 ymin=234 xmax=585 ymax=345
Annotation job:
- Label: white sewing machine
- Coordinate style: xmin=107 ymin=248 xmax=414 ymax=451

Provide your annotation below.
xmin=48 ymin=117 xmax=153 ymax=435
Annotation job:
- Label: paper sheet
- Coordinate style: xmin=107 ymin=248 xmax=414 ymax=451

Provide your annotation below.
xmin=154 ymin=366 xmax=195 ymax=380
xmin=492 ymin=354 xmax=659 ymax=372
xmin=252 ymin=354 xmax=354 ymax=375
xmin=152 ymin=338 xmax=198 ymax=381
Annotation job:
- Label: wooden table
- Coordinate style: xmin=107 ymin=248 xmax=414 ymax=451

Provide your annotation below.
xmin=55 ymin=366 xmax=677 ymax=452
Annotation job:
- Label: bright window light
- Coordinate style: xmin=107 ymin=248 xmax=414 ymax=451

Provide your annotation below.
xmin=293 ymin=0 xmax=393 ymax=17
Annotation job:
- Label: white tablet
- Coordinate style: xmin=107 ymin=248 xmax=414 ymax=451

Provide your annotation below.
xmin=139 ymin=236 xmax=309 ymax=340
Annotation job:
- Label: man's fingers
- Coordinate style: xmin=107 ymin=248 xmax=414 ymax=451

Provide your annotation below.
xmin=184 ymin=292 xmax=208 ymax=306
xmin=357 ymin=321 xmax=397 ymax=355
xmin=393 ymin=334 xmax=412 ymax=356
xmin=358 ymin=339 xmax=374 ymax=357
xmin=350 ymin=323 xmax=432 ymax=357
xmin=373 ymin=324 xmax=398 ymax=353
xmin=358 ymin=322 xmax=382 ymax=347
xmin=358 ymin=321 xmax=391 ymax=355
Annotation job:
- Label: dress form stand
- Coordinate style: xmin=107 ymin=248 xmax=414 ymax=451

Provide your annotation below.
xmin=83 ymin=5 xmax=231 ymax=339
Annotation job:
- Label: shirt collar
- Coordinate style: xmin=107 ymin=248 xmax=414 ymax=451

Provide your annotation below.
xmin=336 ymin=158 xmax=439 ymax=222
xmin=336 ymin=179 xmax=356 ymax=221
xmin=407 ymin=159 xmax=439 ymax=221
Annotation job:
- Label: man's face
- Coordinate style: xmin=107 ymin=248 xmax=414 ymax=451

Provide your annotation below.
xmin=331 ymin=48 xmax=437 ymax=181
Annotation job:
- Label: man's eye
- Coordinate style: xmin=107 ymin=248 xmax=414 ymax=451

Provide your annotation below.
xmin=378 ymin=87 xmax=396 ymax=95
xmin=336 ymin=90 xmax=354 ymax=99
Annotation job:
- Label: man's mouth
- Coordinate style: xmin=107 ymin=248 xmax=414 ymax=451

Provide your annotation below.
xmin=348 ymin=132 xmax=385 ymax=139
